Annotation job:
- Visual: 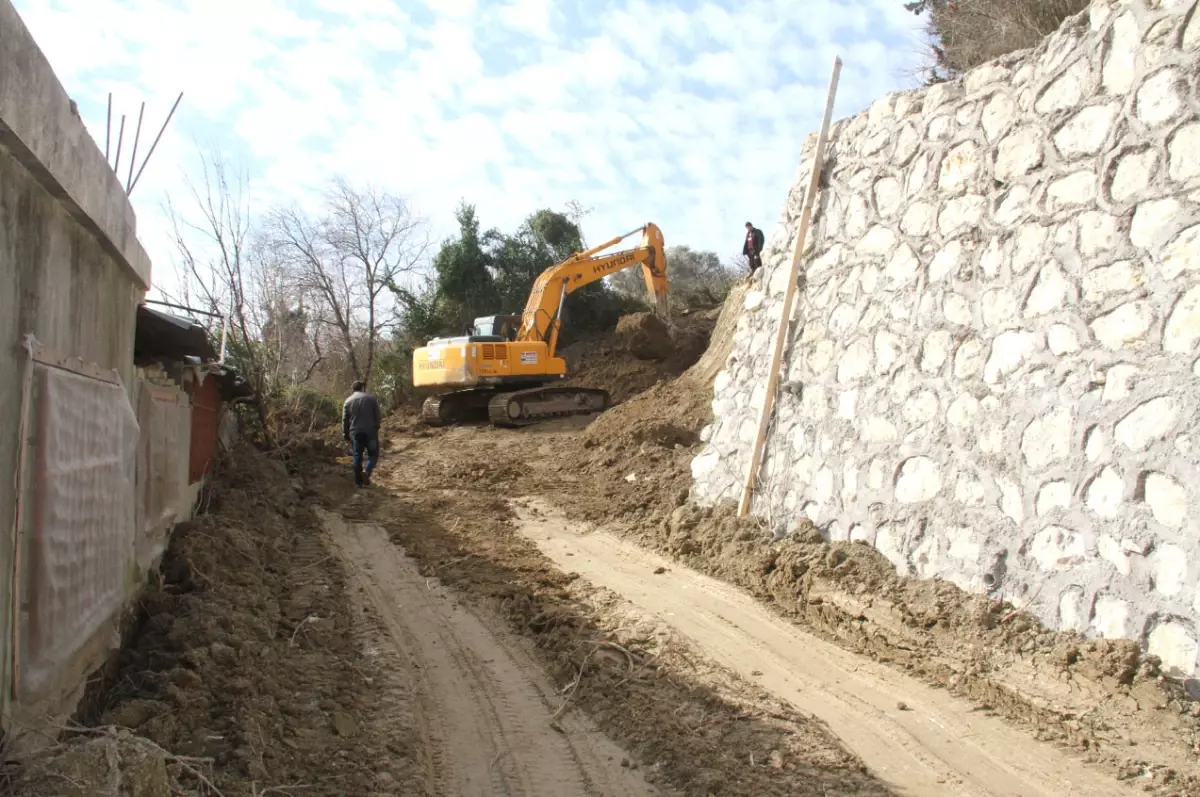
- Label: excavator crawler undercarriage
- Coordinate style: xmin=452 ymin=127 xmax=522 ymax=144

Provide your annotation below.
xmin=422 ymin=386 xmax=609 ymax=428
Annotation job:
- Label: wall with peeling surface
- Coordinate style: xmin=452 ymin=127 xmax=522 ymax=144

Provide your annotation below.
xmin=691 ymin=0 xmax=1200 ymax=678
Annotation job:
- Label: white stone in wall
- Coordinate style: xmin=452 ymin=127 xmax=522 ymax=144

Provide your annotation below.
xmin=1110 ymin=149 xmax=1159 ymax=204
xmin=1101 ymin=363 xmax=1139 ymax=402
xmin=1157 ymin=226 xmax=1200 ymax=280
xmin=859 ymin=129 xmax=891 ymax=158
xmin=1103 ymin=12 xmax=1138 ymax=94
xmin=895 ymin=456 xmax=942 ymax=503
xmin=1083 ymin=261 xmax=1145 ymax=301
xmin=906 ymin=152 xmax=930 ymax=198
xmin=1036 ymin=481 xmax=1072 ymax=516
xmin=985 ymin=330 xmax=1038 ymax=382
xmin=884 ymin=245 xmax=921 ymax=289
xmin=939 ymin=195 xmax=987 ymax=236
xmin=1136 ymin=68 xmax=1184 ymax=127
xmin=1090 ymin=301 xmax=1155 ymax=349
xmin=1085 ymin=426 xmax=1108 ymax=462
xmin=939 ymin=141 xmax=982 ymax=193
xmin=874 ymin=177 xmax=904 ymax=218
xmin=1022 ymin=407 xmax=1073 ymax=470
xmin=1054 ymin=103 xmax=1120 ymax=159
xmin=996 ymin=475 xmax=1024 ymax=524
xmin=1025 ymin=262 xmax=1071 ymax=316
xmin=1047 ymin=323 xmax=1081 ymax=355
xmin=1097 ymin=536 xmax=1132 ymax=576
xmin=995 ymin=126 xmax=1044 ymax=181
xmin=921 ymin=330 xmax=952 ymax=374
xmin=808 ymin=340 xmax=834 ymax=374
xmin=901 ymin=202 xmax=935 ymax=236
xmin=929 ymin=240 xmax=965 ymax=282
xmin=861 ymin=265 xmax=880 ymax=294
xmin=1147 ymin=620 xmax=1198 ymax=678
xmin=1077 ymin=210 xmax=1122 ymax=256
xmin=1092 ymin=595 xmax=1130 ymax=639
xmin=1115 ymin=396 xmax=1180 ymax=451
xmin=872 ymin=331 xmax=901 ymax=374
xmin=982 ymin=288 xmax=1019 ymax=328
xmin=837 ymin=338 xmax=873 ymax=384
xmin=947 ymin=394 xmax=979 ymax=427
xmin=837 ymin=389 xmax=858 ymax=421
xmin=982 ymin=92 xmax=1016 ymax=142
xmin=941 ymin=293 xmax=970 ymax=326
xmin=1047 ymin=171 xmax=1097 ymax=211
xmin=1144 ymin=472 xmax=1188 ymax=528
xmin=1163 ymin=285 xmax=1200 ymax=353
xmin=1168 ymin=122 xmax=1200 ymax=185
xmin=1036 ymin=58 xmax=1090 ymax=114
xmin=1151 ymin=543 xmax=1188 ymax=597
xmin=1130 ymin=197 xmax=1184 ymax=250
xmin=927 ymin=115 xmax=953 ymax=142
xmin=1030 ymin=526 xmax=1090 ymax=570
xmin=1086 ymin=466 xmax=1125 ymax=517
xmin=952 ymin=335 xmax=984 ymax=377
xmin=903 ymin=391 xmax=939 ymax=425
xmin=996 ymin=186 xmax=1032 ymax=226
xmin=857 ymin=225 xmax=897 ymax=256
xmin=1059 ymin=587 xmax=1087 ymax=632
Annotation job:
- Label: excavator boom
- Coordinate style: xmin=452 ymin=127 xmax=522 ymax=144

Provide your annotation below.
xmin=412 ymin=222 xmax=670 ymax=427
xmin=517 ymin=222 xmax=668 ymax=356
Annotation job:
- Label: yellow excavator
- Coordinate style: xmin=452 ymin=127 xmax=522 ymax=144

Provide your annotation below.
xmin=413 ymin=223 xmax=669 ymax=427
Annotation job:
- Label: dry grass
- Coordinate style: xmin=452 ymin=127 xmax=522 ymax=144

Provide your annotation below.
xmin=913 ymin=0 xmax=1089 ymax=79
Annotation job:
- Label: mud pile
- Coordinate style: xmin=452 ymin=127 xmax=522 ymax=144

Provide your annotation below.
xmin=561 ymin=303 xmax=720 ymax=404
xmin=614 ymin=311 xmax=673 ymax=359
xmin=77 ymin=444 xmax=422 ymax=796
xmin=3 ymin=729 xmax=187 ymax=797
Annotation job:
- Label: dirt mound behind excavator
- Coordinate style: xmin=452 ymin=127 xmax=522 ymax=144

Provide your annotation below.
xmin=615 ymin=312 xmax=673 ymax=360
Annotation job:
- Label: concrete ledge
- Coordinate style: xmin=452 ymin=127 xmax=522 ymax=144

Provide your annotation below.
xmin=0 ymin=0 xmax=152 ymax=291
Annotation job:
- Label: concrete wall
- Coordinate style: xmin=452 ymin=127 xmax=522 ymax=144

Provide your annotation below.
xmin=0 ymin=0 xmax=152 ymax=731
xmin=692 ymin=0 xmax=1200 ymax=678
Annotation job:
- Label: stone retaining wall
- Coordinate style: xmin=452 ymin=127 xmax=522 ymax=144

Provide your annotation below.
xmin=691 ymin=0 xmax=1200 ymax=678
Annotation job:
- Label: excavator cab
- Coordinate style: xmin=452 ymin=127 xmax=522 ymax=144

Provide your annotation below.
xmin=469 ymin=315 xmax=521 ymax=342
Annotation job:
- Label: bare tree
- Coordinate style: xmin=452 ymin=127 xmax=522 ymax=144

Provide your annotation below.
xmin=266 ymin=178 xmax=429 ymax=384
xmin=163 ymin=148 xmax=275 ymax=444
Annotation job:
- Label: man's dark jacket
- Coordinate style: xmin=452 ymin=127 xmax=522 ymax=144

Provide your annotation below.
xmin=743 ymin=227 xmax=765 ymax=256
xmin=343 ymin=390 xmax=381 ymax=438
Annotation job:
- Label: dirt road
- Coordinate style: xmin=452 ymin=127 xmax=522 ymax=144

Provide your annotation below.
xmin=514 ymin=498 xmax=1134 ymax=797
xmin=317 ymin=507 xmax=667 ymax=797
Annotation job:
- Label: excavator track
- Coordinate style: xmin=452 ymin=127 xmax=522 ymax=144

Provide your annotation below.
xmin=421 ymin=389 xmax=495 ymax=426
xmin=487 ymin=386 xmax=609 ymax=428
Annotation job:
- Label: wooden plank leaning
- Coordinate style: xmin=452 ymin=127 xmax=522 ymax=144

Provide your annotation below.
xmin=737 ymin=56 xmax=843 ymax=518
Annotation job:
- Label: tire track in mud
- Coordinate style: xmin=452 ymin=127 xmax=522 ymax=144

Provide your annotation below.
xmin=513 ymin=497 xmax=1138 ymax=797
xmin=316 ymin=507 xmax=665 ymax=797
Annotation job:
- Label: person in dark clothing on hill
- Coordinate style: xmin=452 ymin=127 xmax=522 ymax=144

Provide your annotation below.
xmin=343 ymin=380 xmax=382 ymax=487
xmin=743 ymin=222 xmax=765 ymax=274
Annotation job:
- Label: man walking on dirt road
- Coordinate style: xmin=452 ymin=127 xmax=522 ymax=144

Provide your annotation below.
xmin=743 ymin=221 xmax=765 ymax=274
xmin=343 ymin=380 xmax=382 ymax=488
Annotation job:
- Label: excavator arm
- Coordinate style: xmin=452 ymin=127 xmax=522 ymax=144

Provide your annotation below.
xmin=516 ymin=222 xmax=668 ymax=357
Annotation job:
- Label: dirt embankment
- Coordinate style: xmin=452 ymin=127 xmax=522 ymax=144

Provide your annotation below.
xmin=46 ymin=445 xmax=426 ymax=796
xmin=552 ymin=282 xmax=1199 ymax=794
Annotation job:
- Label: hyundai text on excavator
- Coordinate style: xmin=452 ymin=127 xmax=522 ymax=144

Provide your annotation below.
xmin=412 ymin=223 xmax=670 ymax=427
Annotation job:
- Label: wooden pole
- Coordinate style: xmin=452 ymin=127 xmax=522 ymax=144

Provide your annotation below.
xmin=737 ymin=56 xmax=842 ymax=518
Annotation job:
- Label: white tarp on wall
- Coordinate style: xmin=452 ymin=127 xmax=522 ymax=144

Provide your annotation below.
xmin=19 ymin=363 xmax=138 ymax=695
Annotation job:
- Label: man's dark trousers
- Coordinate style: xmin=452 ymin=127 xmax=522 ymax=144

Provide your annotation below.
xmin=351 ymin=430 xmax=379 ymax=486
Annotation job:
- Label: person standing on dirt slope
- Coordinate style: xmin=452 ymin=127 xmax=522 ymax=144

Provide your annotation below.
xmin=343 ymin=380 xmax=382 ymax=488
xmin=743 ymin=221 xmax=765 ymax=275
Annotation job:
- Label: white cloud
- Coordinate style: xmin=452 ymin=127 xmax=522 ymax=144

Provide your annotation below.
xmin=11 ymin=0 xmax=926 ymax=303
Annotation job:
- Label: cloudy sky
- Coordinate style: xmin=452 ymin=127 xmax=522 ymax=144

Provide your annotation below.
xmin=13 ymin=0 xmax=928 ymax=300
